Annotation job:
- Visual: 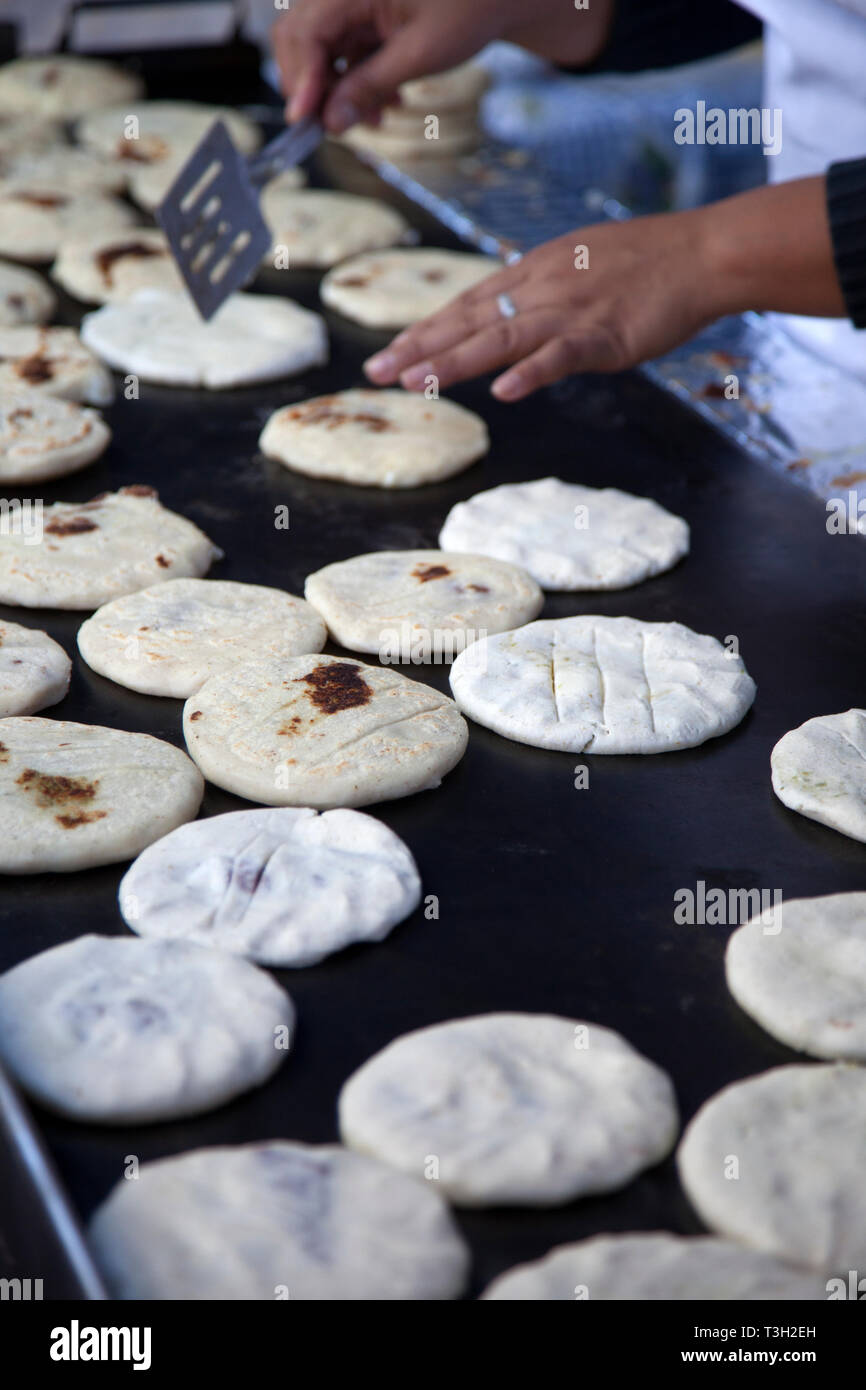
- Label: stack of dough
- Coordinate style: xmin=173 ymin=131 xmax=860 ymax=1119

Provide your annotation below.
xmin=343 ymin=63 xmax=488 ymax=162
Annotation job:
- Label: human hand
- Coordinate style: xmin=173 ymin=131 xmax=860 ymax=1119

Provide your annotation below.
xmin=272 ymin=0 xmax=503 ymax=133
xmin=364 ymin=208 xmax=726 ymax=401
xmin=364 ymin=176 xmax=846 ymax=401
xmin=272 ymin=0 xmax=613 ymax=133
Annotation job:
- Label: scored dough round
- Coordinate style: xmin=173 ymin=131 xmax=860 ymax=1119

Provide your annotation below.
xmin=450 ymin=615 xmax=757 ymax=754
xmin=0 ymin=183 xmax=136 ymax=263
xmin=0 ymin=392 xmax=110 ymax=483
xmin=339 ymin=1013 xmax=679 ymax=1207
xmin=0 ymin=57 xmax=143 ymax=119
xmin=305 ymin=549 xmax=543 ymax=657
xmin=0 ymin=716 xmax=204 ymax=872
xmin=259 ymin=388 xmax=488 ymax=488
xmin=677 ymin=1063 xmax=866 ymax=1274
xmin=81 ymin=289 xmax=328 ymax=389
xmin=261 ymin=188 xmax=409 ymax=268
xmin=0 ymin=259 xmax=55 ymax=325
xmin=0 ymin=325 xmax=113 ymax=406
xmin=119 ymin=806 xmax=421 ymax=967
xmin=439 ymin=477 xmax=690 ymax=590
xmin=78 ymin=579 xmax=326 ymax=698
xmin=53 ymin=227 xmax=183 ymax=304
xmin=480 ymin=1233 xmax=825 ymax=1301
xmin=320 ymin=248 xmax=499 ymax=328
xmin=0 ymin=935 xmax=293 ymax=1124
xmin=0 ymin=618 xmax=70 ymax=715
xmin=88 ymin=1140 xmax=470 ymax=1300
xmin=183 ymin=653 xmax=468 ymax=809
xmin=0 ymin=486 xmax=221 ymax=610
xmin=726 ymin=891 xmax=866 ymax=1060
xmin=771 ymin=708 xmax=866 ymax=843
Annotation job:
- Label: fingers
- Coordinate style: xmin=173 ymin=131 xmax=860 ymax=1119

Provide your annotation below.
xmin=491 ymin=326 xmax=629 ymax=401
xmin=274 ymin=1 xmax=494 ymax=132
xmin=285 ymin=42 xmax=330 ymax=122
xmin=396 ymin=312 xmax=561 ymax=393
xmin=322 ymin=18 xmax=475 ymax=132
xmin=366 ymin=302 xmax=510 ymax=384
xmin=273 ymin=3 xmax=376 ymax=123
xmin=364 ymin=268 xmax=528 ymax=383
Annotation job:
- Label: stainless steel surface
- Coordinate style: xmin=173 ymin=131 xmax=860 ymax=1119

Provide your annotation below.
xmin=647 ymin=314 xmax=866 ymax=511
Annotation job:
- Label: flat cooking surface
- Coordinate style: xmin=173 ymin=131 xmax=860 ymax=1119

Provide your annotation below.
xmin=2 ymin=163 xmax=866 ymax=1299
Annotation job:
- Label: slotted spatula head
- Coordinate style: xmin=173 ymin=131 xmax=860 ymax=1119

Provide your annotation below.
xmin=155 ymin=119 xmax=272 ymax=321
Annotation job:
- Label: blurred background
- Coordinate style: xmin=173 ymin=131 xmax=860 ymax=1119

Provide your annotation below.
xmin=1 ymin=0 xmax=766 ymax=213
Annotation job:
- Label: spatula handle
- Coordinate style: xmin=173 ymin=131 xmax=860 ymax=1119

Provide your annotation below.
xmin=248 ymin=117 xmax=324 ymax=185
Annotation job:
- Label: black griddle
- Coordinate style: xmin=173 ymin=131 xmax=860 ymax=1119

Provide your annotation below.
xmin=2 ymin=142 xmax=866 ymax=1302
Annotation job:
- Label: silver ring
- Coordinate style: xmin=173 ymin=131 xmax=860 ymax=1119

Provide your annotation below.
xmin=496 ymin=292 xmax=518 ymax=320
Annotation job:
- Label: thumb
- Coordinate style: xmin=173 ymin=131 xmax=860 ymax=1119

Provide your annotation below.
xmin=322 ymin=20 xmax=465 ymax=132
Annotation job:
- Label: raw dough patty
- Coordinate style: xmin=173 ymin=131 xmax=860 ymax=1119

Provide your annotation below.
xmin=339 ymin=1013 xmax=679 ymax=1206
xmin=771 ymin=708 xmax=866 ymax=843
xmin=53 ymin=227 xmax=183 ymax=304
xmin=0 ymin=325 xmax=113 ymax=406
xmin=0 ymin=716 xmax=203 ymax=872
xmin=89 ymin=1141 xmax=470 ymax=1299
xmin=0 ymin=486 xmax=221 ymax=610
xmin=0 ymin=259 xmax=55 ymax=325
xmin=439 ymin=477 xmax=690 ymax=590
xmin=726 ymin=891 xmax=866 ymax=1060
xmin=261 ymin=188 xmax=409 ymax=268
xmin=320 ymin=248 xmax=498 ymax=328
xmin=481 ymin=1233 xmax=825 ymax=1301
xmin=0 ymin=392 xmax=110 ymax=483
xmin=449 ymin=615 xmax=756 ymax=753
xmin=78 ymin=579 xmax=326 ymax=698
xmin=259 ymin=388 xmax=488 ymax=488
xmin=0 ymin=935 xmax=293 ymax=1124
xmin=119 ymin=806 xmax=421 ymax=967
xmin=305 ymin=549 xmax=543 ymax=657
xmin=678 ymin=1063 xmax=866 ymax=1275
xmin=183 ymin=653 xmax=468 ymax=809
xmin=0 ymin=619 xmax=70 ymax=715
xmin=81 ymin=289 xmax=328 ymax=389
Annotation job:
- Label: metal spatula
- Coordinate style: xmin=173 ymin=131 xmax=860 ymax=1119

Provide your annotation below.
xmin=155 ymin=115 xmax=323 ymax=320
